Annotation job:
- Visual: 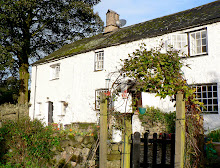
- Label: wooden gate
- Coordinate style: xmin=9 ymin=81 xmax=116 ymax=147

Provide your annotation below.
xmin=131 ymin=132 xmax=175 ymax=168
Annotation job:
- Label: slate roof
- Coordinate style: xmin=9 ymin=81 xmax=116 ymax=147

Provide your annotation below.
xmin=33 ymin=1 xmax=220 ymax=65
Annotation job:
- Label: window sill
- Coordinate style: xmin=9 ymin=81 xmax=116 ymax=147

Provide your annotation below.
xmin=181 ymin=53 xmax=208 ymax=59
xmin=201 ymin=112 xmax=218 ymax=114
xmin=50 ymin=78 xmax=59 ymax=81
xmin=94 ymin=69 xmax=103 ymax=72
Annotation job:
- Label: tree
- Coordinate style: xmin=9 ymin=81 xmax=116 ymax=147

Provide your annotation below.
xmin=0 ymin=0 xmax=104 ymax=104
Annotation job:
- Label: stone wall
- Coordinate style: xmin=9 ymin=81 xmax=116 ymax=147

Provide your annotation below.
xmin=52 ymin=123 xmax=122 ymax=168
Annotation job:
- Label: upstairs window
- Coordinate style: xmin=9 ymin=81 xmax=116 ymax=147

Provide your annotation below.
xmin=193 ymin=83 xmax=218 ymax=113
xmin=50 ymin=63 xmax=60 ymax=80
xmin=95 ymin=51 xmax=104 ymax=71
xmin=170 ymin=34 xmax=188 ymax=56
xmin=189 ymin=29 xmax=207 ymax=56
xmin=95 ymin=88 xmax=108 ymax=110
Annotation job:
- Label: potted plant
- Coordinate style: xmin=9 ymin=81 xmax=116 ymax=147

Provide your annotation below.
xmin=207 ymin=129 xmax=220 ymax=156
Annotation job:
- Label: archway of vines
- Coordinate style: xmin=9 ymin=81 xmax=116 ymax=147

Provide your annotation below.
xmin=108 ymin=44 xmax=204 ymax=168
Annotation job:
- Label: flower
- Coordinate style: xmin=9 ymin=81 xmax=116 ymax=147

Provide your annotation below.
xmin=69 ymin=129 xmax=72 ymax=132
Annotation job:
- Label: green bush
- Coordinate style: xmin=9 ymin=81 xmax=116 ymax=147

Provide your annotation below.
xmin=207 ymin=129 xmax=220 ymax=142
xmin=0 ymin=118 xmax=61 ymax=167
xmin=138 ymin=106 xmax=176 ymax=133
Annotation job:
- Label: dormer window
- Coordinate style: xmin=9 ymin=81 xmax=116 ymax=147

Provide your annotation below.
xmin=95 ymin=51 xmax=104 ymax=71
xmin=50 ymin=63 xmax=60 ymax=80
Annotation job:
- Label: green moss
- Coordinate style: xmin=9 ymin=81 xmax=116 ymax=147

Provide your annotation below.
xmin=33 ymin=1 xmax=220 ymax=65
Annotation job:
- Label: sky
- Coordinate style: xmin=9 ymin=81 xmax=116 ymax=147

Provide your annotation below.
xmin=94 ymin=0 xmax=216 ymax=27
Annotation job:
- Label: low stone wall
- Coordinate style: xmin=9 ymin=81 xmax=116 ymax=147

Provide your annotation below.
xmin=52 ymin=123 xmax=123 ymax=168
xmin=107 ymin=143 xmax=122 ymax=168
xmin=53 ymin=134 xmax=97 ymax=167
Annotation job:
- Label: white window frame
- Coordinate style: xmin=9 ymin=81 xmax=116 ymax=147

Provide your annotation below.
xmin=35 ymin=102 xmax=42 ymax=116
xmin=169 ymin=34 xmax=188 ymax=56
xmin=95 ymin=51 xmax=104 ymax=71
xmin=50 ymin=63 xmax=60 ymax=80
xmin=58 ymin=101 xmax=67 ymax=116
xmin=95 ymin=88 xmax=108 ymax=110
xmin=189 ymin=29 xmax=208 ymax=56
xmin=193 ymin=83 xmax=218 ymax=113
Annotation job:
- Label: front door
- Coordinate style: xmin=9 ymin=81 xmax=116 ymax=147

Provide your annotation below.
xmin=48 ymin=101 xmax=53 ymax=124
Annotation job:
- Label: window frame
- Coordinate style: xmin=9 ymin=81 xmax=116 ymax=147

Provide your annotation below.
xmin=192 ymin=83 xmax=218 ymax=114
xmin=95 ymin=88 xmax=109 ymax=110
xmin=94 ymin=51 xmax=104 ymax=71
xmin=188 ymin=28 xmax=208 ymax=57
xmin=50 ymin=63 xmax=60 ymax=80
xmin=169 ymin=33 xmax=188 ymax=56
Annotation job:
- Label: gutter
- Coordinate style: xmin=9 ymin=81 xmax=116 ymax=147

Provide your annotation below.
xmin=33 ymin=65 xmax=38 ymax=120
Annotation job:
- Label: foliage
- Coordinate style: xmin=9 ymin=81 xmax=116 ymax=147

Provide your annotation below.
xmin=0 ymin=0 xmax=104 ymax=103
xmin=122 ymin=44 xmax=191 ymax=98
xmin=138 ymin=106 xmax=176 ymax=133
xmin=121 ymin=44 xmax=204 ymax=168
xmin=0 ymin=77 xmax=19 ymax=104
xmin=207 ymin=129 xmax=220 ymax=142
xmin=0 ymin=118 xmax=62 ymax=167
xmin=203 ymin=138 xmax=219 ymax=168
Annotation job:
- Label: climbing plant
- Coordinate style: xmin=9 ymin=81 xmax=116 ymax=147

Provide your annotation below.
xmin=119 ymin=43 xmax=204 ymax=168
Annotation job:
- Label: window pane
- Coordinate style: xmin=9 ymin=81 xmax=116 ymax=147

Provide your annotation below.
xmin=208 ymin=86 xmax=212 ymax=91
xmin=213 ymin=92 xmax=217 ymax=97
xmin=196 ymin=32 xmax=200 ymax=39
xmin=213 ymin=99 xmax=217 ymax=104
xmin=203 ymin=99 xmax=207 ymax=104
xmin=208 ymin=92 xmax=212 ymax=98
xmin=202 ymin=39 xmax=206 ymax=45
xmin=202 ymin=46 xmax=206 ymax=53
xmin=213 ymin=86 xmax=217 ymax=91
xmin=214 ymin=106 xmax=218 ymax=111
xmin=208 ymin=106 xmax=212 ymax=111
xmin=208 ymin=99 xmax=212 ymax=104
xmin=197 ymin=47 xmax=201 ymax=54
xmin=202 ymin=31 xmax=206 ymax=38
xmin=202 ymin=86 xmax=206 ymax=91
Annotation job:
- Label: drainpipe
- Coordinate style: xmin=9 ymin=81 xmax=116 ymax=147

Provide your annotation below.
xmin=33 ymin=65 xmax=38 ymax=120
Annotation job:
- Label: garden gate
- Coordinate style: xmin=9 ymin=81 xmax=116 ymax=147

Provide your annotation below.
xmin=131 ymin=132 xmax=175 ymax=168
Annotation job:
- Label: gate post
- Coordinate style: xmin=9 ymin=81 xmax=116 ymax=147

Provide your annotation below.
xmin=99 ymin=93 xmax=108 ymax=168
xmin=175 ymin=92 xmax=185 ymax=168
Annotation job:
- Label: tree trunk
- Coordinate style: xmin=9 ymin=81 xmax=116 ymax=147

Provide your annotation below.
xmin=18 ymin=63 xmax=29 ymax=104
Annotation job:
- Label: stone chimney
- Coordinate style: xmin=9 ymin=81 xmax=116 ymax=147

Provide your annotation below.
xmin=104 ymin=9 xmax=119 ymax=33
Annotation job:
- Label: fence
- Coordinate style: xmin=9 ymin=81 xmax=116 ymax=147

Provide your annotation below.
xmin=131 ymin=132 xmax=175 ymax=168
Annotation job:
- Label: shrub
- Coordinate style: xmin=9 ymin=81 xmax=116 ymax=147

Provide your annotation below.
xmin=138 ymin=106 xmax=176 ymax=133
xmin=207 ymin=129 xmax=220 ymax=142
xmin=0 ymin=118 xmax=61 ymax=167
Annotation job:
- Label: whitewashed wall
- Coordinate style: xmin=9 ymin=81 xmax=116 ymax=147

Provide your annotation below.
xmin=30 ymin=22 xmax=220 ymax=132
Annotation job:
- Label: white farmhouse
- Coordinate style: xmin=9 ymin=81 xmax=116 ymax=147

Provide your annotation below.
xmin=29 ymin=1 xmax=220 ymax=132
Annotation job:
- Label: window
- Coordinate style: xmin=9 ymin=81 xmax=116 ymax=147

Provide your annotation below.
xmin=58 ymin=101 xmax=67 ymax=116
xmin=170 ymin=34 xmax=188 ymax=56
xmin=35 ymin=102 xmax=42 ymax=116
xmin=193 ymin=83 xmax=218 ymax=113
xmin=50 ymin=63 xmax=60 ymax=80
xmin=95 ymin=51 xmax=104 ymax=71
xmin=189 ymin=29 xmax=207 ymax=56
xmin=95 ymin=89 xmax=108 ymax=110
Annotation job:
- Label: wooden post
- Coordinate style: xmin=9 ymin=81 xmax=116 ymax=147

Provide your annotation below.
xmin=132 ymin=132 xmax=140 ymax=168
xmin=99 ymin=93 xmax=108 ymax=168
xmin=121 ymin=114 xmax=132 ymax=168
xmin=143 ymin=132 xmax=149 ymax=168
xmin=175 ymin=92 xmax=185 ymax=168
xmin=152 ymin=133 xmax=157 ymax=168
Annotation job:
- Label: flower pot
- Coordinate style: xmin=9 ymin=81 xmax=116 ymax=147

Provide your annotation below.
xmin=212 ymin=142 xmax=220 ymax=156
xmin=138 ymin=107 xmax=146 ymax=114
